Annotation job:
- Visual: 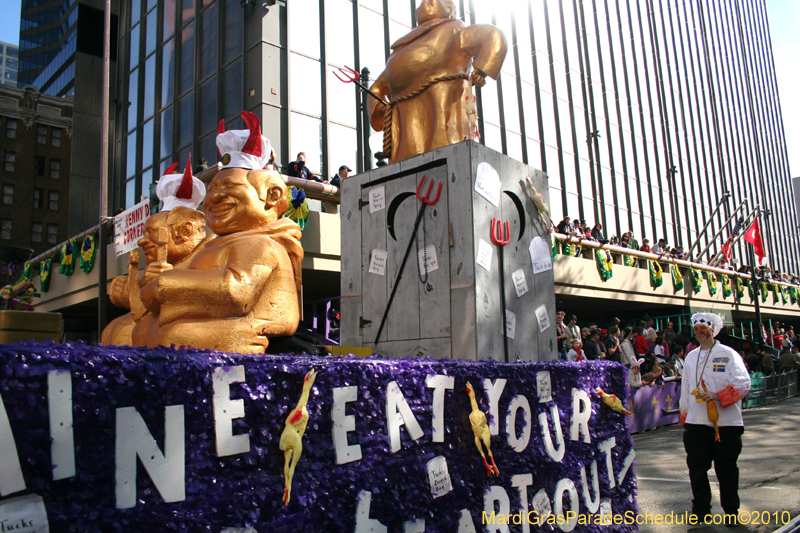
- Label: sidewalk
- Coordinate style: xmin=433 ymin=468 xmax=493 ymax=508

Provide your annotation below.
xmin=633 ymin=396 xmax=800 ymax=533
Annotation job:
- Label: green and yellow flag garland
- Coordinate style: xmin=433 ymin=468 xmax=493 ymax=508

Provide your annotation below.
xmin=770 ymin=283 xmax=780 ymax=303
xmin=623 ymin=254 xmax=637 ymax=267
xmin=671 ymin=263 xmax=684 ymax=290
xmin=649 ymin=260 xmax=663 ymax=288
xmin=80 ymin=232 xmax=98 ymax=273
xmin=552 ymin=235 xmax=557 ymax=261
xmin=791 ymin=287 xmax=798 ymax=305
xmin=780 ymin=286 xmax=788 ymax=304
xmin=707 ymin=272 xmax=718 ymax=296
xmin=596 ymin=249 xmax=613 ymax=280
xmin=759 ymin=281 xmax=768 ymax=303
xmin=721 ymin=274 xmax=732 ymax=297
xmin=39 ymin=256 xmax=54 ymax=293
xmin=59 ymin=238 xmax=76 ymax=276
xmin=736 ymin=277 xmax=745 ymax=298
xmin=20 ymin=261 xmax=32 ymax=282
xmin=690 ymin=269 xmax=703 ymax=294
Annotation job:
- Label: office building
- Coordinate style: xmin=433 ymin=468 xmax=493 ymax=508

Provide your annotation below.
xmin=0 ymin=42 xmax=19 ymax=88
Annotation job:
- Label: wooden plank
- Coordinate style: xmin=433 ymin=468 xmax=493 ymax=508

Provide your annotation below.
xmin=339 ymin=164 xmax=363 ymax=347
xmin=360 ymin=164 xmax=391 ymax=346
xmin=448 ymin=141 xmax=478 ymax=361
xmin=372 ymin=336 xmax=452 ymax=360
xmin=530 ymin=167 xmax=558 ymax=361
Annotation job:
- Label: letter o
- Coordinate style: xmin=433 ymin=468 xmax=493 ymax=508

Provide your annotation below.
xmin=505 ymin=395 xmax=532 ymax=453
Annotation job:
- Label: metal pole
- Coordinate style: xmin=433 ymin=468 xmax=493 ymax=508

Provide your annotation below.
xmin=748 ymin=244 xmax=764 ymax=346
xmin=695 ymin=200 xmax=750 ymax=261
xmin=97 ymin=0 xmax=111 ymax=340
xmin=360 ymin=67 xmax=372 ymax=172
xmin=686 ymin=191 xmax=731 ymax=257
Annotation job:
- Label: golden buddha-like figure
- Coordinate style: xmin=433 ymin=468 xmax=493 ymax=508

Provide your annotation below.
xmin=135 ymin=111 xmax=304 ymax=354
xmin=102 ymin=160 xmax=210 ymax=346
xmin=368 ymin=0 xmax=508 ymax=162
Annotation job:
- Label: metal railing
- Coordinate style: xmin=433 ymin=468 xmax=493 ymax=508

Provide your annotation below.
xmin=743 ymin=370 xmax=798 ymax=408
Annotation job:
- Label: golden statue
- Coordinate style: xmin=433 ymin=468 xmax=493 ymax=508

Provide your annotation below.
xmin=136 ymin=112 xmax=304 ymax=354
xmin=103 ymin=161 xmax=210 ymax=346
xmin=368 ymin=0 xmax=508 ymax=162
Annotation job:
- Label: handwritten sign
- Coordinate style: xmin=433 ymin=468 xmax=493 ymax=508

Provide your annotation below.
xmin=476 ymin=239 xmax=493 ymax=271
xmin=417 ymin=245 xmax=439 ymax=275
xmin=114 ymin=199 xmax=150 ymax=257
xmin=535 ymin=304 xmax=550 ymax=332
xmin=529 ymin=236 xmax=553 ymax=274
xmin=0 ymin=494 xmax=50 ymax=533
xmin=474 ymin=163 xmax=501 ymax=207
xmin=505 ymin=310 xmax=516 ymax=340
xmin=426 ymin=456 xmax=453 ymax=499
xmin=511 ymin=269 xmax=529 ymax=298
xmin=368 ymin=249 xmax=388 ymax=275
xmin=369 ymin=186 xmax=385 ymax=213
xmin=536 ymin=371 xmax=553 ymax=403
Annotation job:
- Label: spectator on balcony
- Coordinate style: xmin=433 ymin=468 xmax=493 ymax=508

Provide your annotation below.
xmin=640 ymin=238 xmax=651 ymax=253
xmin=556 ymin=216 xmax=571 ymax=234
xmin=591 ymin=223 xmax=608 ymax=244
xmin=287 ymin=152 xmax=322 ymax=182
xmin=322 ymin=164 xmax=351 ymax=214
xmin=778 ymin=346 xmax=800 ymax=373
xmin=620 ymin=232 xmax=631 ymax=248
xmin=652 ymin=238 xmax=667 ymax=254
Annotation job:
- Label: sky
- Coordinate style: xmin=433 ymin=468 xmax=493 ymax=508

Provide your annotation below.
xmin=0 ymin=0 xmax=797 ymax=178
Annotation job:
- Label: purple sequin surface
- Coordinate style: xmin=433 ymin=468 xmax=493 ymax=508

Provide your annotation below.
xmin=0 ymin=342 xmax=637 ymax=532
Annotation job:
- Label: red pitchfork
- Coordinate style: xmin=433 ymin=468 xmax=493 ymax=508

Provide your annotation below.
xmin=491 ymin=217 xmax=511 ymax=362
xmin=333 ymin=66 xmax=387 ymax=106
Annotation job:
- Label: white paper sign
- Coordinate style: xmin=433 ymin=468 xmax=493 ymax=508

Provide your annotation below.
xmin=535 ymin=304 xmax=550 ymax=332
xmin=0 ymin=494 xmax=50 ymax=533
xmin=532 ymin=489 xmax=552 ymax=519
xmin=536 ymin=371 xmax=553 ymax=403
xmin=529 ymin=236 xmax=553 ymax=274
xmin=476 ymin=239 xmax=493 ymax=271
xmin=369 ymin=186 xmax=385 ymax=213
xmin=504 ymin=310 xmax=516 ymax=340
xmin=369 ymin=249 xmax=388 ymax=275
xmin=474 ymin=162 xmax=501 ymax=207
xmin=426 ymin=456 xmax=453 ymax=499
xmin=417 ymin=245 xmax=439 ymax=274
xmin=114 ymin=199 xmax=150 ymax=257
xmin=511 ymin=269 xmax=528 ymax=298
xmin=599 ymin=499 xmax=613 ymax=523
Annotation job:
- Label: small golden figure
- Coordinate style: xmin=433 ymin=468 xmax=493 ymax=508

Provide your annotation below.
xmin=279 ymin=369 xmax=317 ymax=506
xmin=466 ymin=381 xmax=500 ymax=476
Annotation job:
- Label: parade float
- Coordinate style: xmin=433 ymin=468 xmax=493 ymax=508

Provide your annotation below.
xmin=0 ymin=2 xmax=638 ymax=530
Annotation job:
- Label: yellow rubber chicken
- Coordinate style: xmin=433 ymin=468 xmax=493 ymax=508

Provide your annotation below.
xmin=701 ymin=379 xmax=721 ymax=442
xmin=595 ymin=387 xmax=633 ymax=416
xmin=466 ymin=381 xmax=500 ymax=476
xmin=279 ymin=369 xmax=317 ymax=506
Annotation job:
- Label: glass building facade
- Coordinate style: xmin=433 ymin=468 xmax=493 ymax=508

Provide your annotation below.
xmin=0 ymin=42 xmax=20 ymax=87
xmin=116 ymin=0 xmax=798 ymax=274
xmin=18 ymin=0 xmax=78 ymax=95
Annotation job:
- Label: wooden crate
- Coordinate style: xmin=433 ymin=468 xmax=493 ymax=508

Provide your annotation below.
xmin=340 ymin=141 xmax=557 ymax=361
xmin=0 ymin=310 xmax=62 ymax=344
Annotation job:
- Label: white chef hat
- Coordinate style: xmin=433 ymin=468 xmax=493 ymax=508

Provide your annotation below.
xmin=691 ymin=313 xmax=724 ymax=337
xmin=216 ymin=110 xmax=271 ymax=170
xmin=156 ymin=154 xmax=206 ymax=211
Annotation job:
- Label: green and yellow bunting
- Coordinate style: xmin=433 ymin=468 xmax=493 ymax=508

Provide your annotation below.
xmin=736 ymin=277 xmax=745 ymax=299
xmin=780 ymin=286 xmax=789 ymax=304
xmin=80 ymin=232 xmax=98 ymax=273
xmin=596 ymin=249 xmax=613 ymax=280
xmin=790 ymin=287 xmax=798 ymax=305
xmin=771 ymin=283 xmax=780 ymax=303
xmin=707 ymin=272 xmax=718 ymax=296
xmin=563 ymin=242 xmax=581 ymax=257
xmin=552 ymin=235 xmax=557 ymax=261
xmin=59 ymin=238 xmax=76 ymax=276
xmin=671 ymin=263 xmax=684 ymax=291
xmin=722 ymin=274 xmax=732 ymax=297
xmin=649 ymin=260 xmax=664 ymax=288
xmin=759 ymin=281 xmax=768 ymax=303
xmin=39 ymin=256 xmax=53 ymax=293
xmin=20 ymin=261 xmax=32 ymax=282
xmin=690 ymin=269 xmax=703 ymax=294
xmin=623 ymin=254 xmax=637 ymax=267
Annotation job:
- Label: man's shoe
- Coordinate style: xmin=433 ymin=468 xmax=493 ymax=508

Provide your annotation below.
xmin=689 ymin=510 xmax=712 ymax=526
xmin=724 ymin=513 xmax=739 ymax=528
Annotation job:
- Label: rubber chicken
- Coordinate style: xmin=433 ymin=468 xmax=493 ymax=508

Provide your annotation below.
xmin=595 ymin=387 xmax=633 ymax=416
xmin=701 ymin=379 xmax=721 ymax=442
xmin=465 ymin=381 xmax=499 ymax=476
xmin=525 ymin=176 xmax=553 ymax=228
xmin=279 ymin=369 xmax=317 ymax=506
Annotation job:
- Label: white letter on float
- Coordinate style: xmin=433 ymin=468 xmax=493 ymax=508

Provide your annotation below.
xmin=482 ymin=378 xmax=507 ymax=436
xmin=457 ymin=509 xmax=478 ymax=533
xmin=425 ymin=374 xmax=454 ymax=443
xmin=598 ymin=437 xmax=617 ymax=489
xmin=505 ymin=395 xmax=532 ymax=453
xmin=617 ymin=449 xmax=635 ymax=486
xmin=580 ymin=461 xmax=600 ymax=514
xmin=511 ymin=474 xmax=533 ymax=533
xmin=554 ymin=478 xmax=579 ymax=532
xmin=538 ymin=405 xmax=565 ymax=462
xmin=386 ymin=381 xmax=423 ymax=453
xmin=115 ymin=405 xmax=186 ymax=509
xmin=484 ymin=485 xmax=511 ymax=533
xmin=0 ymin=391 xmax=25 ymax=496
xmin=213 ymin=366 xmax=250 ymax=457
xmin=570 ymin=388 xmax=591 ymax=444
xmin=332 ymin=386 xmax=362 ymax=464
xmin=354 ymin=490 xmax=387 ymax=533
xmin=403 ymin=519 xmax=425 ymax=533
xmin=48 ymin=369 xmax=75 ymax=480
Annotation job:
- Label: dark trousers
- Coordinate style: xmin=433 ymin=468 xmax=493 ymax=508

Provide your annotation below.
xmin=683 ymin=424 xmax=744 ymax=515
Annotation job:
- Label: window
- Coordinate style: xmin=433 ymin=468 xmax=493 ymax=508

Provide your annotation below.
xmin=35 ymin=156 xmax=46 ymax=176
xmin=37 ymin=125 xmax=47 ymax=144
xmin=51 ymin=128 xmax=61 ymax=147
xmin=2 ymin=184 xmax=12 ymax=204
xmin=46 ymin=224 xmax=57 ymax=244
xmin=31 ymin=222 xmax=42 ymax=243
xmin=48 ymin=190 xmax=59 ymax=210
xmin=1 ymin=219 xmax=11 ymax=240
xmin=33 ymin=188 xmax=43 ymax=208
xmin=5 ymin=118 xmax=17 ymax=138
xmin=3 ymin=152 xmax=14 ymax=172
xmin=50 ymin=159 xmax=60 ymax=180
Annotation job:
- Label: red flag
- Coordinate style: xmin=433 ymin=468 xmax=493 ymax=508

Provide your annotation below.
xmin=743 ymin=218 xmax=766 ymax=264
xmin=720 ymin=237 xmax=733 ymax=263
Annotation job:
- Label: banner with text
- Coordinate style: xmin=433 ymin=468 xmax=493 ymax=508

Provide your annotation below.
xmin=113 ymin=199 xmax=150 ymax=257
xmin=0 ymin=343 xmax=637 ymax=532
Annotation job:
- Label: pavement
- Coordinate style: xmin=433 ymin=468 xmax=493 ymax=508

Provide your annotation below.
xmin=633 ymin=396 xmax=800 ymax=533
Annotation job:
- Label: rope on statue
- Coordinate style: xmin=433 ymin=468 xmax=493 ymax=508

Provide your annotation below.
xmin=382 ymin=73 xmax=471 ymax=158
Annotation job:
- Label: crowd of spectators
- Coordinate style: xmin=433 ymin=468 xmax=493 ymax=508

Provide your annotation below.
xmin=554 ymin=313 xmax=800 ymax=389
